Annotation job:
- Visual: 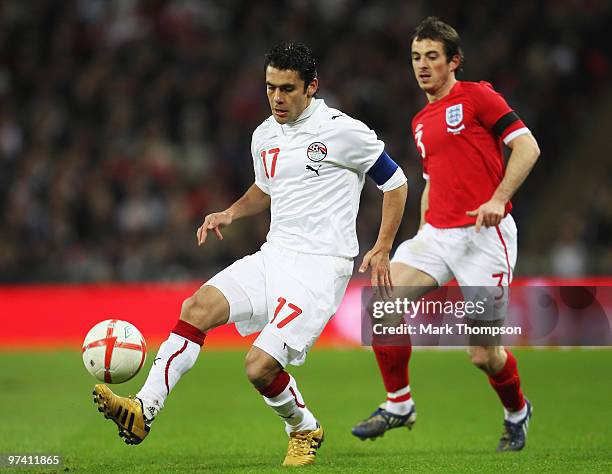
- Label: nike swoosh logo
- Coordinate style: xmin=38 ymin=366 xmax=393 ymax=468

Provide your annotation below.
xmin=331 ymin=114 xmax=343 ymax=120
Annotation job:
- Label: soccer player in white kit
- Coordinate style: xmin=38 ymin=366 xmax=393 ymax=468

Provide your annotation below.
xmin=93 ymin=43 xmax=408 ymax=467
xmin=352 ymin=17 xmax=541 ymax=452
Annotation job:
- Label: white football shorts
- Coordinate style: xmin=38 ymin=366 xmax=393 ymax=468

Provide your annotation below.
xmin=392 ymin=214 xmax=518 ymax=321
xmin=205 ymin=242 xmax=353 ymax=366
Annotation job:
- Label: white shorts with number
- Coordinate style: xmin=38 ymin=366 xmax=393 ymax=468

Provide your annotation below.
xmin=205 ymin=242 xmax=353 ymax=367
xmin=392 ymin=214 xmax=518 ymax=320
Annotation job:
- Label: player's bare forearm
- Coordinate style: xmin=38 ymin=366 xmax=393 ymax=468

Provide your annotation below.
xmin=359 ymin=183 xmax=407 ymax=298
xmin=374 ymin=183 xmax=408 ymax=251
xmin=467 ymin=133 xmax=540 ymax=231
xmin=197 ymin=184 xmax=270 ymax=246
xmin=419 ymin=180 xmax=430 ymax=230
xmin=226 ymin=184 xmax=271 ymax=221
xmin=492 ymin=133 xmax=541 ymax=204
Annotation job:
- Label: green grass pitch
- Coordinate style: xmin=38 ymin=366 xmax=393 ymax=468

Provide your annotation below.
xmin=0 ymin=348 xmax=611 ymax=473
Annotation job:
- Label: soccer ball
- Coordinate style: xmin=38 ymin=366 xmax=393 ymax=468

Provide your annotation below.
xmin=82 ymin=319 xmax=147 ymax=383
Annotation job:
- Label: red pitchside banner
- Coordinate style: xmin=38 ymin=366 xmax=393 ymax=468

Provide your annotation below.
xmin=0 ymin=277 xmax=611 ymax=349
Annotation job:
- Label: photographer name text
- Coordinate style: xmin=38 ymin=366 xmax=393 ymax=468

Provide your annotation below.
xmin=372 ymin=323 xmax=522 ymax=336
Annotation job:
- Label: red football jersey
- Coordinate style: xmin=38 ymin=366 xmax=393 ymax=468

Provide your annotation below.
xmin=412 ymin=81 xmax=529 ymax=228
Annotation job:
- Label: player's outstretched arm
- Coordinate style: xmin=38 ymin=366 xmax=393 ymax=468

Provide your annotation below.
xmin=467 ymin=133 xmax=540 ymax=232
xmin=359 ymin=183 xmax=408 ymax=299
xmin=197 ymin=184 xmax=271 ymax=246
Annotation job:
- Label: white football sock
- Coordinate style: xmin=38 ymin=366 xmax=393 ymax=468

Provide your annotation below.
xmin=136 ymin=333 xmax=201 ymax=421
xmin=264 ymin=374 xmax=318 ymax=434
xmin=385 ymin=385 xmax=414 ymax=415
xmin=504 ymin=403 xmax=528 ymax=424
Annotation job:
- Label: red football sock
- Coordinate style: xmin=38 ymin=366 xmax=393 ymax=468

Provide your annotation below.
xmin=172 ymin=320 xmax=206 ymax=346
xmin=488 ymin=349 xmax=526 ymax=412
xmin=373 ymin=344 xmax=412 ymax=395
xmin=258 ymin=371 xmax=290 ymax=397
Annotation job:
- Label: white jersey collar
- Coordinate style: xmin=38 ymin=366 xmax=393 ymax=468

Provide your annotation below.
xmin=277 ymin=98 xmax=327 ymax=136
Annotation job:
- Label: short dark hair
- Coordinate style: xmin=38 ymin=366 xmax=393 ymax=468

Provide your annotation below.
xmin=412 ymin=16 xmax=464 ymax=72
xmin=264 ymin=42 xmax=318 ymax=92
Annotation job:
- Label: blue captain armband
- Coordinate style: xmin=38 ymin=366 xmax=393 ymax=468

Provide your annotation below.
xmin=367 ymin=151 xmax=407 ymax=191
xmin=367 ymin=150 xmax=398 ymax=185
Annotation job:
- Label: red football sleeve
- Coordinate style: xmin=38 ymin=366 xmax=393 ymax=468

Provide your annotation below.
xmin=473 ymin=82 xmax=526 ymax=141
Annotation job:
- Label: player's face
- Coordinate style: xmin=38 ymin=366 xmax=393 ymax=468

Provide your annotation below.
xmin=411 ymin=38 xmax=459 ymax=99
xmin=266 ymin=66 xmax=318 ymax=124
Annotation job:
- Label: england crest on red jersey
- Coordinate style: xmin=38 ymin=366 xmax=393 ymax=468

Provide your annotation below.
xmin=446 ymin=104 xmax=465 ymax=134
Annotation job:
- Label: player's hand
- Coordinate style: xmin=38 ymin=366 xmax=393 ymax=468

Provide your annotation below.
xmin=466 ymin=198 xmax=506 ymax=232
xmin=196 ymin=211 xmax=233 ymax=246
xmin=359 ymin=246 xmax=393 ymax=300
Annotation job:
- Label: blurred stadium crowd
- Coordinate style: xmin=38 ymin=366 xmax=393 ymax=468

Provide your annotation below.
xmin=0 ymin=0 xmax=610 ymax=283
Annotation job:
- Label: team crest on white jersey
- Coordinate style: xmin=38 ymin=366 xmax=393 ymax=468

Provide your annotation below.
xmin=446 ymin=104 xmax=465 ymax=134
xmin=307 ymin=142 xmax=327 ymax=162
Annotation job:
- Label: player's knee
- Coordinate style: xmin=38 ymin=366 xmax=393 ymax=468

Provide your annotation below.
xmin=468 ymin=346 xmax=504 ymax=374
xmin=468 ymin=346 xmax=491 ymax=372
xmin=244 ymin=349 xmax=281 ymax=390
xmin=179 ymin=287 xmax=229 ymax=332
xmin=181 ymin=296 xmax=203 ymax=325
xmin=179 ymin=295 xmax=213 ymax=332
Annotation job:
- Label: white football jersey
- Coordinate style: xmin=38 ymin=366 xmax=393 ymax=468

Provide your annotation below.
xmin=251 ymin=98 xmax=402 ymax=258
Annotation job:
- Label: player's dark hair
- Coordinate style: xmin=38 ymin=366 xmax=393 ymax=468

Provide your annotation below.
xmin=264 ymin=42 xmax=318 ymax=92
xmin=412 ymin=16 xmax=464 ymax=72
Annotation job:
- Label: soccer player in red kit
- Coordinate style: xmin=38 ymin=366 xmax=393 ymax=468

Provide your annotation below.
xmin=352 ymin=17 xmax=540 ymax=452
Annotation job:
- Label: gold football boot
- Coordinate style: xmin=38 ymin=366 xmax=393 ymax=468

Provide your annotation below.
xmin=92 ymin=384 xmax=150 ymax=445
xmin=282 ymin=425 xmax=324 ymax=467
